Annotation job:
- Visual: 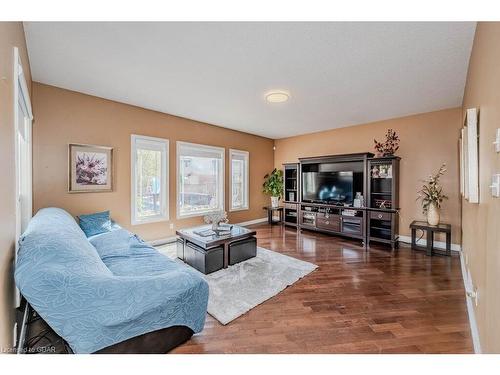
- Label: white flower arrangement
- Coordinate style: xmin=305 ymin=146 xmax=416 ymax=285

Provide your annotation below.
xmin=203 ymin=211 xmax=228 ymax=229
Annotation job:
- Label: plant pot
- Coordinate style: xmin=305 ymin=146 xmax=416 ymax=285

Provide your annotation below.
xmin=427 ymin=203 xmax=440 ymax=226
xmin=271 ymin=196 xmax=279 ymax=208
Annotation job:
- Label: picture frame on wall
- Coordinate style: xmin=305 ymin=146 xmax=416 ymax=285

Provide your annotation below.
xmin=68 ymin=143 xmax=113 ymax=193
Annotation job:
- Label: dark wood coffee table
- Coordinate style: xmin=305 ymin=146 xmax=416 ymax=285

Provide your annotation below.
xmin=176 ymin=225 xmax=257 ymax=269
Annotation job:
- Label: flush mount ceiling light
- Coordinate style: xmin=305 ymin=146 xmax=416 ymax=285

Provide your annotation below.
xmin=265 ymin=90 xmax=290 ymax=103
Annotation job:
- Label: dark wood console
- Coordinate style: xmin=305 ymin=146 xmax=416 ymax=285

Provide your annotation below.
xmin=283 ymin=153 xmax=400 ymax=249
xmin=299 ymin=203 xmax=366 ymax=240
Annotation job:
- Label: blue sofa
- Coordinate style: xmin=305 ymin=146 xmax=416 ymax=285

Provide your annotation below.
xmin=15 ymin=208 xmax=209 ymax=354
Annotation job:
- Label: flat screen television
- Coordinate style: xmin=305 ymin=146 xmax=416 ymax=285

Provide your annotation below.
xmin=302 ymin=171 xmax=356 ymax=205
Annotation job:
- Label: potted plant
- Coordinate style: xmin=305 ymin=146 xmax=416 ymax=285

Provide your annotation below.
xmin=374 ymin=129 xmax=400 ymax=157
xmin=263 ymin=168 xmax=284 ymax=208
xmin=417 ymin=163 xmax=448 ymax=225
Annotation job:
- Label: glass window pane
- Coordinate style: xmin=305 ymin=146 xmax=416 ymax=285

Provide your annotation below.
xmin=232 ymin=159 xmax=244 ymax=208
xmin=230 ymin=150 xmax=248 ymax=210
xmin=178 ymin=143 xmax=224 ymax=217
xmin=131 ymin=136 xmax=168 ymax=224
xmin=136 ymin=148 xmax=162 ymax=219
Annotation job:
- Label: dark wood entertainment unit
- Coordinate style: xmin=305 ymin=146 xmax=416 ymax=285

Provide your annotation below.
xmin=283 ymin=153 xmax=400 ymax=249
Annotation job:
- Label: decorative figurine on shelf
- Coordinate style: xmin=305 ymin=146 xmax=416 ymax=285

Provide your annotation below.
xmin=379 ymin=165 xmax=388 ymax=178
xmin=204 ymin=211 xmax=229 ymax=230
xmin=416 ymin=163 xmax=448 ymax=226
xmin=387 ymin=165 xmax=393 ymax=178
xmin=374 ymin=129 xmax=400 ymax=157
xmin=353 ymin=192 xmax=363 ymax=208
xmin=371 ymin=165 xmax=380 ymax=178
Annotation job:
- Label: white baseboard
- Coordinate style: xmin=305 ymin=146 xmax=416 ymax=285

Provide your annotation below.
xmin=398 ymin=234 xmax=461 ymax=252
xmin=148 ymin=217 xmax=268 ymax=246
xmin=459 ymin=251 xmax=482 ymax=353
xmin=235 ymin=217 xmax=268 ymax=227
xmin=149 ymin=236 xmax=177 ymax=246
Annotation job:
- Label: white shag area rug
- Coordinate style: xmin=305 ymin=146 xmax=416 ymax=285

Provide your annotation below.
xmin=156 ymin=244 xmax=318 ymax=325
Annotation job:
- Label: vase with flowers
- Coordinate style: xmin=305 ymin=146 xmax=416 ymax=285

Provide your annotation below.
xmin=374 ymin=129 xmax=400 ymax=157
xmin=204 ymin=211 xmax=228 ymax=230
xmin=416 ymin=164 xmax=448 ymax=225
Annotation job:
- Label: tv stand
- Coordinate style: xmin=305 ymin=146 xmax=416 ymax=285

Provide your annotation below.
xmin=299 ymin=203 xmax=366 ymax=242
xmin=283 ymin=152 xmax=400 ymax=249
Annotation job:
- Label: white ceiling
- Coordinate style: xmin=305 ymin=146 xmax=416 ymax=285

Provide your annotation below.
xmin=24 ymin=22 xmax=476 ymax=139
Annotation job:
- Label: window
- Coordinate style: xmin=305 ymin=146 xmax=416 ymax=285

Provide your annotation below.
xmin=177 ymin=142 xmax=224 ymax=218
xmin=14 ymin=47 xmax=33 ymax=309
xmin=131 ymin=135 xmax=169 ymax=224
xmin=230 ymin=149 xmax=249 ymax=211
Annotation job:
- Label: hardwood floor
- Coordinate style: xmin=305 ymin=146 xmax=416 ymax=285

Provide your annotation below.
xmin=172 ymin=224 xmax=473 ymax=354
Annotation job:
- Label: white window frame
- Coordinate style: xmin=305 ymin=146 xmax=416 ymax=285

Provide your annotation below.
xmin=131 ymin=135 xmax=169 ymax=225
xmin=229 ymin=149 xmax=249 ymax=211
xmin=176 ymin=141 xmax=225 ymax=219
xmin=14 ymin=47 xmax=33 ymax=310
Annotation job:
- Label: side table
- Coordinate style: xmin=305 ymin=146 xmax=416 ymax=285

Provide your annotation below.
xmin=263 ymin=206 xmax=284 ymax=225
xmin=409 ymin=220 xmax=451 ymax=256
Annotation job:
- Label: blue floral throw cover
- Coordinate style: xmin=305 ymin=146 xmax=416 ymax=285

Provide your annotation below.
xmin=15 ymin=208 xmax=209 ymax=353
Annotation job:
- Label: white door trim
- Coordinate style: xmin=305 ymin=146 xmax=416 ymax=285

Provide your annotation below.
xmin=13 ymin=46 xmax=33 ymax=310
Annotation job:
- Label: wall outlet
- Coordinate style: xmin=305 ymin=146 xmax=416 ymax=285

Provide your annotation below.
xmin=494 ymin=128 xmax=500 ymax=153
xmin=466 ymin=287 xmax=479 ymax=306
xmin=464 ymin=253 xmax=469 ymax=266
xmin=169 ymin=223 xmax=174 ymax=230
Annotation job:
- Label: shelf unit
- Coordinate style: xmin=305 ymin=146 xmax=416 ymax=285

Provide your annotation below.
xmin=298 ymin=203 xmax=366 ymax=240
xmin=281 ymin=153 xmax=400 ymax=250
xmin=283 ymin=163 xmax=300 ymax=227
xmin=297 ymin=152 xmax=373 ymax=245
xmin=367 ymin=156 xmax=400 ymax=249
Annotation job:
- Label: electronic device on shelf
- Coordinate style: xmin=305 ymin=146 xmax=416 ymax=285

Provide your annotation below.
xmin=341 ymin=209 xmax=357 ymax=217
xmin=301 ymin=161 xmax=364 ymax=206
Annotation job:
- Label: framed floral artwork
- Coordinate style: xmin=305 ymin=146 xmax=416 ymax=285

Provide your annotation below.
xmin=68 ymin=144 xmax=113 ymax=193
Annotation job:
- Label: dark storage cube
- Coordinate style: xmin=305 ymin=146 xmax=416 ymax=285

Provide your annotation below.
xmin=184 ymin=242 xmax=223 ymax=274
xmin=176 ymin=238 xmax=185 ymax=260
xmin=229 ymin=237 xmax=257 ymax=265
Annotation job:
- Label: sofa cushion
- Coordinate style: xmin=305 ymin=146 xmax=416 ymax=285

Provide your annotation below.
xmin=78 ymin=210 xmax=112 ymax=237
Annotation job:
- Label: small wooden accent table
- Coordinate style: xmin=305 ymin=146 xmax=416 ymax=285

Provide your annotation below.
xmin=409 ymin=220 xmax=452 ymax=256
xmin=263 ymin=206 xmax=284 ymax=225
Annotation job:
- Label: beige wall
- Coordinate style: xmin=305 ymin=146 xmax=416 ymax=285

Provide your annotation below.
xmin=32 ymin=83 xmax=274 ymax=241
xmin=461 ymin=22 xmax=500 ymax=353
xmin=274 ymin=108 xmax=462 ymax=243
xmin=0 ymin=22 xmax=32 ymax=352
